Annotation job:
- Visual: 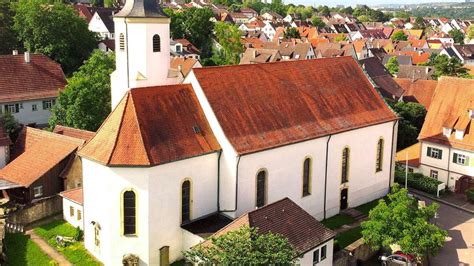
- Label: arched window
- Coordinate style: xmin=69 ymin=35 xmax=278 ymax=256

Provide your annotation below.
xmin=302 ymin=157 xmax=312 ymax=197
xmin=341 ymin=147 xmax=350 ymax=184
xmin=119 ymin=33 xmax=125 ymax=51
xmin=123 ymin=190 xmax=136 ymax=235
xmin=153 ymin=34 xmax=161 ymax=52
xmin=376 ymin=138 xmax=384 ymax=172
xmin=256 ymin=170 xmax=267 ymax=208
xmin=181 ymin=180 xmax=191 ymax=223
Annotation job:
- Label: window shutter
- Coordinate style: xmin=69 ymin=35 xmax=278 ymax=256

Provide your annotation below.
xmin=427 ymin=147 xmax=432 ymax=156
xmin=439 ymin=150 xmax=443 ymax=159
xmin=453 ymin=153 xmax=458 ymax=163
xmin=465 ymin=156 xmax=469 ymax=166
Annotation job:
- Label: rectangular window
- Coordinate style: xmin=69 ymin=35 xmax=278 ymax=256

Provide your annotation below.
xmin=427 ymin=147 xmax=442 ymax=159
xmin=453 ymin=153 xmax=469 ymax=165
xmin=430 ymin=170 xmax=438 ymax=179
xmin=77 ymin=210 xmax=82 ymax=220
xmin=313 ymin=249 xmax=320 ymax=264
xmin=4 ymin=104 xmax=19 ymax=114
xmin=320 ymin=245 xmax=327 ymax=260
xmin=408 ymin=167 xmax=414 ymax=173
xmin=42 ymin=100 xmax=55 ymax=110
xmin=32 ymin=104 xmax=37 ymax=111
xmin=70 ymin=206 xmax=74 ymax=217
xmin=33 ymin=186 xmax=43 ymax=197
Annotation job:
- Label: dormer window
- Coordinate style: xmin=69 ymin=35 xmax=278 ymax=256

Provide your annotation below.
xmin=443 ymin=127 xmax=452 ymax=137
xmin=176 ymin=44 xmax=182 ymax=53
xmin=153 ymin=34 xmax=161 ymax=52
xmin=455 ymin=129 xmax=464 ymax=140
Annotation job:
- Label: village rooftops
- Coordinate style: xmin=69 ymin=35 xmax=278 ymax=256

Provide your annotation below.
xmin=78 ymin=84 xmax=220 ymax=167
xmin=53 ymin=125 xmax=96 ymax=143
xmin=192 ymin=57 xmax=398 ymax=155
xmin=0 ymin=53 xmax=66 ymax=103
xmin=395 ymin=78 xmax=438 ymax=110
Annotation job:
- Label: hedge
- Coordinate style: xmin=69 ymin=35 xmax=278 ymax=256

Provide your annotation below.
xmin=395 ymin=170 xmax=443 ymax=195
xmin=467 ymin=188 xmax=474 ymax=203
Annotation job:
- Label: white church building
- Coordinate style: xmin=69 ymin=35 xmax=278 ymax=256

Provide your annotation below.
xmin=77 ymin=0 xmax=399 ymax=265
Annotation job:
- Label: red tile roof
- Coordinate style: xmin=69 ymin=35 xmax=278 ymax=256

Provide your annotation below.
xmin=79 ymin=84 xmax=221 ymax=166
xmin=395 ymin=142 xmax=420 ymax=167
xmin=60 ymin=187 xmax=83 ymax=205
xmin=0 ymin=54 xmax=66 ymax=103
xmin=204 ymin=198 xmax=335 ymax=254
xmin=0 ymin=127 xmax=85 ymax=187
xmin=193 ymin=57 xmax=398 ymax=155
xmin=0 ymin=119 xmax=12 ymax=147
xmin=53 ymin=125 xmax=96 ymax=143
xmin=395 ymin=78 xmax=438 ymax=109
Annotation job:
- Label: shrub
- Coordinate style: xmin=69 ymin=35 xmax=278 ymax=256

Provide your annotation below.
xmin=395 ymin=170 xmax=443 ymax=195
xmin=466 ymin=188 xmax=474 ymax=203
xmin=74 ymin=227 xmax=83 ymax=241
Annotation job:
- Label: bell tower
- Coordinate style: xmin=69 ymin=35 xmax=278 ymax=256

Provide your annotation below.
xmin=111 ymin=0 xmax=175 ymax=109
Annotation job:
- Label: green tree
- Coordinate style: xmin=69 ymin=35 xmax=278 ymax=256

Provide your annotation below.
xmin=429 ymin=54 xmax=470 ymax=79
xmin=334 ymin=33 xmax=347 ymax=42
xmin=49 ymin=50 xmax=115 ymax=131
xmin=211 ymin=22 xmax=243 ymax=65
xmin=362 ymin=184 xmax=447 ymax=259
xmin=283 ymin=27 xmax=300 ymax=39
xmin=13 ymin=0 xmax=97 ymax=75
xmin=468 ymin=25 xmax=474 ymax=40
xmin=449 ymin=29 xmax=464 ymax=44
xmin=390 ymin=101 xmax=426 ymax=150
xmin=413 ymin=16 xmax=425 ymax=29
xmin=0 ymin=0 xmax=19 ymax=55
xmin=391 ymin=30 xmax=408 ymax=41
xmin=184 ymin=225 xmax=297 ymax=264
xmin=357 ymin=15 xmax=369 ymax=22
xmin=0 ymin=112 xmax=22 ymax=142
xmin=311 ymin=16 xmax=325 ymax=28
xmin=317 ymin=5 xmax=330 ymax=16
xmin=385 ymin=56 xmax=399 ymax=75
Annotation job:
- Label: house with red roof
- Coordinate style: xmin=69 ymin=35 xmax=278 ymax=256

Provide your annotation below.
xmin=0 ymin=53 xmax=66 ymax=127
xmin=60 ymin=187 xmax=84 ymax=229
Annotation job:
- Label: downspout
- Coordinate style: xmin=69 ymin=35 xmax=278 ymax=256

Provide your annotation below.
xmin=323 ymin=134 xmax=332 ymax=220
xmin=447 ymin=146 xmax=451 ymax=189
xmin=389 ymin=120 xmax=398 ymax=189
xmin=219 ymin=155 xmax=241 ymax=213
xmin=216 ymin=150 xmax=222 ymax=211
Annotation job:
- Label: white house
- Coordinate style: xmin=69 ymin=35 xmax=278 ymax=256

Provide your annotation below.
xmin=0 ymin=52 xmax=66 ymax=127
xmin=78 ymin=0 xmax=399 ymax=265
xmin=88 ymin=9 xmax=117 ymax=40
xmin=262 ymin=21 xmax=277 ymax=40
xmin=60 ymin=187 xmax=84 ymax=229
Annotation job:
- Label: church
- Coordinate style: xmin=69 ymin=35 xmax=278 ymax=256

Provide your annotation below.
xmin=77 ymin=0 xmax=399 ymax=264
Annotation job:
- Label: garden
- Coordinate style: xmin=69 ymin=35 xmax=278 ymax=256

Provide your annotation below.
xmin=4 ymin=233 xmax=55 ymax=266
xmin=394 ymin=169 xmax=443 ymax=195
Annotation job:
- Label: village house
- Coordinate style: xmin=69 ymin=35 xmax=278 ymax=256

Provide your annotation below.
xmin=397 ymin=77 xmax=474 ymax=193
xmin=395 ymin=78 xmax=437 ymax=110
xmin=60 ymin=187 xmax=84 ymax=230
xmin=88 ymin=8 xmax=118 ymax=40
xmin=0 ymin=53 xmax=66 ymax=127
xmin=77 ymin=0 xmax=399 ymax=265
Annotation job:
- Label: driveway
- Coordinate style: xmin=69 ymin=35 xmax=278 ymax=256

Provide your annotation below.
xmin=414 ymin=194 xmax=474 ymax=266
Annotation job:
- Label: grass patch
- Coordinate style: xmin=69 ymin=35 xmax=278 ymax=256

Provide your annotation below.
xmin=34 ymin=220 xmax=101 ymax=266
xmin=335 ymin=226 xmax=363 ymax=250
xmin=321 ymin=214 xmax=356 ymax=230
xmin=4 ymin=233 xmax=56 ymax=266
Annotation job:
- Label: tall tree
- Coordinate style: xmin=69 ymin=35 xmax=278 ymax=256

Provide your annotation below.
xmin=184 ymin=225 xmax=297 ymax=264
xmin=311 ymin=16 xmax=325 ymax=28
xmin=211 ymin=22 xmax=243 ymax=65
xmin=385 ymin=56 xmax=399 ymax=75
xmin=13 ymin=0 xmax=97 ymax=75
xmin=430 ymin=54 xmax=470 ymax=79
xmin=0 ymin=112 xmax=22 ymax=143
xmin=0 ymin=0 xmax=19 ymax=55
xmin=468 ymin=25 xmax=474 ymax=41
xmin=362 ymin=184 xmax=447 ymax=259
xmin=283 ymin=27 xmax=301 ymax=39
xmin=449 ymin=29 xmax=464 ymax=44
xmin=49 ymin=50 xmax=115 ymax=131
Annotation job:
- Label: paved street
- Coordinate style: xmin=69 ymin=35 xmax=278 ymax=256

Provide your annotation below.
xmin=414 ymin=194 xmax=474 ymax=266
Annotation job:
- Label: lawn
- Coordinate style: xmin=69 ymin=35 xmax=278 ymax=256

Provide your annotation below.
xmin=4 ymin=233 xmax=56 ymax=266
xmin=354 ymin=197 xmax=388 ymax=216
xmin=321 ymin=214 xmax=356 ymax=230
xmin=334 ymin=226 xmax=363 ymax=250
xmin=34 ymin=220 xmax=101 ymax=266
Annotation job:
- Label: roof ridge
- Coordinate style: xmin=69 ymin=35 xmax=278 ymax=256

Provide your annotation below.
xmin=107 ymin=92 xmax=130 ymax=165
xmin=128 ymin=91 xmax=152 ymax=165
xmin=26 ymin=127 xmax=84 ymax=146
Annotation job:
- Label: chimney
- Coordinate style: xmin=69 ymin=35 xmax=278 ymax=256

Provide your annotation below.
xmin=24 ymin=52 xmax=30 ymax=64
xmin=178 ymin=65 xmax=182 ymax=73
xmin=12 ymin=50 xmax=18 ymax=55
xmin=253 ymin=49 xmax=257 ymax=58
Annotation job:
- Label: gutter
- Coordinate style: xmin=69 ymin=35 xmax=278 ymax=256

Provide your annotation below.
xmin=323 ymin=134 xmax=332 ymax=220
xmin=216 ymin=150 xmax=222 ymax=211
xmin=389 ymin=120 xmax=398 ymax=189
xmin=219 ymin=155 xmax=241 ymax=213
xmin=447 ymin=145 xmax=452 ymax=188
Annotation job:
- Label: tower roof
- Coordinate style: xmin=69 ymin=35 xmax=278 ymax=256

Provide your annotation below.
xmin=115 ymin=0 xmax=168 ymax=18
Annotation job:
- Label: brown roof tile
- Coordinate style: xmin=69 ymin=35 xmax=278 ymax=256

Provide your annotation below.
xmin=53 ymin=125 xmax=96 ymax=143
xmin=395 ymin=78 xmax=438 ymax=109
xmin=395 ymin=142 xmax=421 ymax=167
xmin=79 ymin=84 xmax=221 ymax=166
xmin=60 ymin=187 xmax=83 ymax=205
xmin=193 ymin=57 xmax=398 ymax=155
xmin=0 ymin=54 xmax=66 ymax=103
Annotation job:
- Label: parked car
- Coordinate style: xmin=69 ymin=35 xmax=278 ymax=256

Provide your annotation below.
xmin=380 ymin=251 xmax=415 ymax=265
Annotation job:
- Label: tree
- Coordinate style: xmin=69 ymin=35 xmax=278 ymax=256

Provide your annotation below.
xmin=385 ymin=56 xmax=399 ymax=75
xmin=49 ymin=50 xmax=115 ymax=131
xmin=317 ymin=5 xmax=330 ymax=16
xmin=283 ymin=27 xmax=300 ymax=39
xmin=449 ymin=29 xmax=464 ymax=44
xmin=413 ymin=16 xmax=425 ymax=29
xmin=0 ymin=0 xmax=19 ymax=55
xmin=391 ymin=101 xmax=426 ymax=150
xmin=429 ymin=54 xmax=470 ymax=79
xmin=334 ymin=33 xmax=347 ymax=42
xmin=13 ymin=0 xmax=97 ymax=75
xmin=362 ymin=184 xmax=447 ymax=259
xmin=391 ymin=30 xmax=408 ymax=41
xmin=468 ymin=25 xmax=474 ymax=40
xmin=311 ymin=16 xmax=325 ymax=28
xmin=0 ymin=112 xmax=22 ymax=142
xmin=184 ymin=225 xmax=297 ymax=264
xmin=211 ymin=22 xmax=243 ymax=65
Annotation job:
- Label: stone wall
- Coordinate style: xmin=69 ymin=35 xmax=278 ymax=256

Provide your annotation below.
xmin=6 ymin=195 xmax=62 ymax=225
xmin=333 ymin=238 xmax=378 ymax=265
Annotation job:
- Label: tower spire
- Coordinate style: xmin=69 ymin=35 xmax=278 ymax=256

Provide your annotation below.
xmin=115 ymin=0 xmax=168 ymax=18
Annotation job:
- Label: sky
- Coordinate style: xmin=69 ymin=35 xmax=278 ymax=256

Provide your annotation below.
xmin=287 ymin=0 xmax=463 ymax=7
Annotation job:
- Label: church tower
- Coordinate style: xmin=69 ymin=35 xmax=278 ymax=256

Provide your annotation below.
xmin=111 ymin=0 xmax=175 ymax=109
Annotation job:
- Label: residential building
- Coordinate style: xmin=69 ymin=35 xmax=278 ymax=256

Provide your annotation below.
xmin=395 ymin=78 xmax=438 ymax=110
xmin=88 ymin=8 xmax=118 ymax=40
xmin=360 ymin=57 xmax=404 ymax=100
xmin=60 ymin=187 xmax=84 ymax=229
xmin=0 ymin=53 xmax=66 ymax=127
